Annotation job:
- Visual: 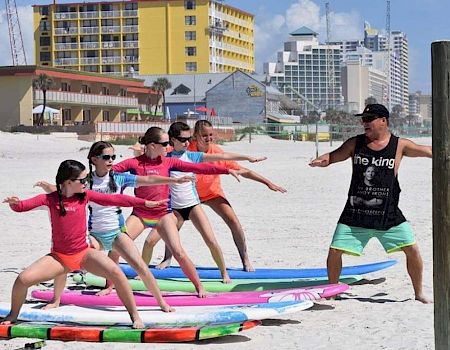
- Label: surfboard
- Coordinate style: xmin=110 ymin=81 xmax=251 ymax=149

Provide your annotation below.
xmin=73 ymin=273 xmax=362 ymax=292
xmin=0 ymin=320 xmax=260 ymax=343
xmin=0 ymin=301 xmax=313 ymax=327
xmin=31 ymin=283 xmax=348 ymax=307
xmin=120 ymin=260 xmax=397 ymax=280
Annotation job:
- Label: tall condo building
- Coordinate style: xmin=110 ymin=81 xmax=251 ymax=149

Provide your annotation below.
xmin=264 ymin=27 xmax=342 ymax=113
xmin=33 ymin=0 xmax=255 ymax=76
xmin=363 ymin=22 xmax=409 ymax=113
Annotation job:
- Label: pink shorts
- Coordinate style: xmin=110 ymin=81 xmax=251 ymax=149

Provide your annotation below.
xmin=50 ymin=247 xmax=90 ymax=271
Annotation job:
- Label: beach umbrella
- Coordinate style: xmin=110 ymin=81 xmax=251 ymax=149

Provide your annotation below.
xmin=195 ymin=106 xmax=210 ymax=114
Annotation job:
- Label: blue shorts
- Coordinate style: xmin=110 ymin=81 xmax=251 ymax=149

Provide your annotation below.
xmin=90 ymin=229 xmax=123 ymax=252
xmin=330 ymin=221 xmax=416 ymax=256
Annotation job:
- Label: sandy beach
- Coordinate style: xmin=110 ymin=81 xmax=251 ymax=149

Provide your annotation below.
xmin=0 ymin=131 xmax=434 ymax=350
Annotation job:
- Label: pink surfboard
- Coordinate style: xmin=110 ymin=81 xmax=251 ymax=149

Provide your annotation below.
xmin=31 ymin=284 xmax=348 ymax=307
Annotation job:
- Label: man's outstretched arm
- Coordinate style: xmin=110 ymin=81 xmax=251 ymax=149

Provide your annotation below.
xmin=309 ymin=137 xmax=356 ymax=167
xmin=401 ymin=139 xmax=432 ymax=158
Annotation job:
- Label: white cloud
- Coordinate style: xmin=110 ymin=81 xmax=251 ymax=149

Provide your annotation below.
xmin=254 ymin=0 xmax=362 ymax=72
xmin=0 ymin=6 xmax=34 ymax=66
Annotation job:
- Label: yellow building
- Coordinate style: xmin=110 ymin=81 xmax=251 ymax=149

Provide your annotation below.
xmin=33 ymin=0 xmax=254 ymax=75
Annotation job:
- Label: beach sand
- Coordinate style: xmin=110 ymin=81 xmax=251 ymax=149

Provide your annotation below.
xmin=0 ymin=132 xmax=433 ymax=350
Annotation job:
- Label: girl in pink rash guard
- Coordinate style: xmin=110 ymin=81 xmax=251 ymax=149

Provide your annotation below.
xmin=1 ymin=160 xmax=163 ymax=328
xmin=111 ymin=127 xmax=243 ymax=297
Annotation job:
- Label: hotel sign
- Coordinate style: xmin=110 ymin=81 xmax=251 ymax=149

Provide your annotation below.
xmin=246 ymin=84 xmax=263 ymax=97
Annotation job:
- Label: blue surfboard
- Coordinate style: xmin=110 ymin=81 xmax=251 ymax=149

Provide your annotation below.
xmin=120 ymin=260 xmax=397 ymax=280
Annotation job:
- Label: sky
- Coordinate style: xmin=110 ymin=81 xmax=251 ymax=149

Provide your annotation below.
xmin=2 ymin=0 xmax=449 ymax=93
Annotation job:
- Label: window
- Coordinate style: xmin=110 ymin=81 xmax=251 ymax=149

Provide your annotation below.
xmin=120 ymin=88 xmax=127 ymax=97
xmin=102 ymin=86 xmax=110 ymax=95
xmin=39 ymin=52 xmax=51 ymax=62
xmin=102 ymin=110 xmax=110 ymax=121
xmin=82 ymin=110 xmax=91 ymax=123
xmin=40 ymin=37 xmax=50 ymax=46
xmin=62 ymin=109 xmax=72 ymax=122
xmin=185 ymin=0 xmax=196 ymax=10
xmin=40 ymin=6 xmax=49 ymax=16
xmin=185 ymin=16 xmax=196 ymax=25
xmin=40 ymin=21 xmax=50 ymax=31
xmin=185 ymin=47 xmax=197 ymax=56
xmin=61 ymin=82 xmax=70 ymax=91
xmin=185 ymin=31 xmax=196 ymax=40
xmin=120 ymin=111 xmax=127 ymax=122
xmin=185 ymin=62 xmax=197 ymax=72
xmin=82 ymin=85 xmax=91 ymax=93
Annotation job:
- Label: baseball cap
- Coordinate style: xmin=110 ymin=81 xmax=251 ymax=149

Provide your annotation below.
xmin=355 ymin=104 xmax=389 ymax=119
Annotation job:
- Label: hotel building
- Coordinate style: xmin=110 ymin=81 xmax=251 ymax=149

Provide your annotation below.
xmin=33 ymin=0 xmax=255 ymax=76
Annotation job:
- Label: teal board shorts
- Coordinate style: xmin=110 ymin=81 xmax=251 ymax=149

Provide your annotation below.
xmin=330 ymin=221 xmax=415 ymax=256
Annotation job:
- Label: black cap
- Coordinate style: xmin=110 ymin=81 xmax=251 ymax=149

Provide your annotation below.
xmin=355 ymin=104 xmax=389 ymax=118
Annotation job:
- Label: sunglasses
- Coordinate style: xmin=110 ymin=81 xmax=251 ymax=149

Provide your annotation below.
xmin=154 ymin=141 xmax=170 ymax=147
xmin=72 ymin=176 xmax=89 ymax=185
xmin=97 ymin=154 xmax=116 ymax=161
xmin=361 ymin=116 xmax=381 ymax=123
xmin=174 ymin=136 xmax=192 ymax=143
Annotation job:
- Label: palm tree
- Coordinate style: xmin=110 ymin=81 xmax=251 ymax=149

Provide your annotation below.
xmin=151 ymin=78 xmax=172 ymax=118
xmin=32 ymin=74 xmax=53 ymax=126
xmin=150 ymin=81 xmax=161 ymax=116
xmin=365 ymin=96 xmax=377 ymax=106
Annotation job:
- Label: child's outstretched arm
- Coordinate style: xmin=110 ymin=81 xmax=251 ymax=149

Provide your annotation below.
xmin=136 ymin=175 xmax=193 ymax=187
xmin=203 ymin=152 xmax=267 ymax=163
xmin=34 ymin=181 xmax=57 ymax=194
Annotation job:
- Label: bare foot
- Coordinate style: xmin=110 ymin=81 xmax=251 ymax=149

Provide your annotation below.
xmin=96 ymin=287 xmax=113 ymax=296
xmin=0 ymin=314 xmax=17 ymax=325
xmin=132 ymin=317 xmax=144 ymax=329
xmin=160 ymin=303 xmax=175 ymax=312
xmin=156 ymin=259 xmax=172 ymax=270
xmin=41 ymin=302 xmax=60 ymax=310
xmin=415 ymin=294 xmax=433 ymax=304
xmin=222 ymin=274 xmax=232 ymax=284
xmin=196 ymin=286 xmax=207 ymax=298
xmin=243 ymin=260 xmax=255 ymax=272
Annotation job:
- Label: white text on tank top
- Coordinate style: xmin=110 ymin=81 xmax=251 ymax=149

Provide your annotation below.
xmin=168 ymin=151 xmax=202 ymax=209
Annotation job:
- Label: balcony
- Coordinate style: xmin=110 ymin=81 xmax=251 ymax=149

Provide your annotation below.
xmin=80 ymin=42 xmax=100 ymax=49
xmin=123 ymin=41 xmax=138 ymax=48
xmin=54 ymin=12 xmax=78 ymax=20
xmin=102 ymin=41 xmax=121 ymax=49
xmin=102 ymin=56 xmax=122 ymax=64
xmin=79 ymin=11 xmax=99 ymax=19
xmin=100 ymin=11 xmax=121 ymax=18
xmin=80 ymin=57 xmax=100 ymax=65
xmin=80 ymin=26 xmax=100 ymax=34
xmin=124 ymin=56 xmax=139 ymax=63
xmin=123 ymin=25 xmax=138 ymax=33
xmin=54 ymin=27 xmax=78 ymax=35
xmin=122 ymin=10 xmax=138 ymax=17
xmin=54 ymin=58 xmax=78 ymax=65
xmin=34 ymin=90 xmax=138 ymax=108
xmin=54 ymin=43 xmax=79 ymax=51
xmin=101 ymin=26 xmax=121 ymax=34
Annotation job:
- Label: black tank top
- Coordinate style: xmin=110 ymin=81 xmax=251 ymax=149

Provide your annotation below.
xmin=338 ymin=134 xmax=406 ymax=230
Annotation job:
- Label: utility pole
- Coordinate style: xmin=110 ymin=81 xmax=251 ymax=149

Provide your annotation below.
xmin=385 ymin=0 xmax=391 ymax=110
xmin=325 ymin=2 xmax=335 ymax=110
xmin=5 ymin=0 xmax=27 ymax=65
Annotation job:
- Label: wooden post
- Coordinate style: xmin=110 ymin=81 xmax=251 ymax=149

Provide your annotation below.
xmin=431 ymin=40 xmax=450 ymax=350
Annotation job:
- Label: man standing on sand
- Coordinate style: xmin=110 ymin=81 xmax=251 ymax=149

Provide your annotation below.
xmin=309 ymin=104 xmax=432 ymax=303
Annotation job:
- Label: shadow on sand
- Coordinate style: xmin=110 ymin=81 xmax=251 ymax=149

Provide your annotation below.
xmin=193 ymin=334 xmax=252 ymax=345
